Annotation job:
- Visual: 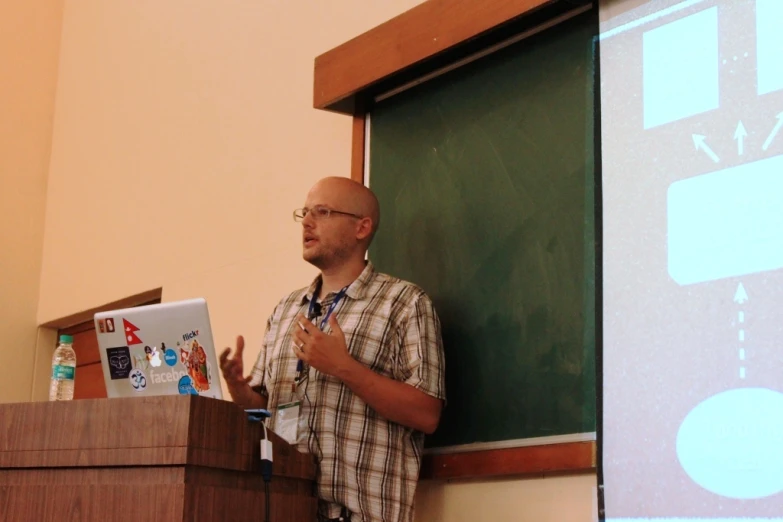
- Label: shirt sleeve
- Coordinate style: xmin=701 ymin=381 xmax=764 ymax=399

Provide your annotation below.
xmin=248 ymin=307 xmax=277 ymax=396
xmin=397 ymin=291 xmax=446 ymax=401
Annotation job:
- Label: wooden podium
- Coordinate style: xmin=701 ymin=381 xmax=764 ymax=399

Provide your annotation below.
xmin=0 ymin=395 xmax=317 ymax=521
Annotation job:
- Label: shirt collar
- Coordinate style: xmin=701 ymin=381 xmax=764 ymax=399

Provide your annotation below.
xmin=301 ymin=261 xmax=376 ymax=305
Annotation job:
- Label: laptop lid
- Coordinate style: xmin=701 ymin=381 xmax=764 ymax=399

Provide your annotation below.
xmin=94 ymin=298 xmax=223 ymax=400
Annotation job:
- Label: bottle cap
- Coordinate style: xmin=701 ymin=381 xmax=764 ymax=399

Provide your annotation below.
xmin=59 ymin=334 xmax=74 ymax=344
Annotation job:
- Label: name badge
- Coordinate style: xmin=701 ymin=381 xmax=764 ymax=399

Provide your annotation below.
xmin=275 ymin=400 xmax=301 ymax=445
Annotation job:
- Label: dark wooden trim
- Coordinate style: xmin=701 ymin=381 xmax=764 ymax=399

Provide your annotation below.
xmin=59 ymin=295 xmax=162 ymax=336
xmin=59 ymin=321 xmax=99 ymax=337
xmin=351 ymin=115 xmax=366 ymax=183
xmin=43 ymin=288 xmax=163 ymax=330
xmin=420 ymin=441 xmax=595 ymax=480
xmin=313 ymin=0 xmax=591 ymax=114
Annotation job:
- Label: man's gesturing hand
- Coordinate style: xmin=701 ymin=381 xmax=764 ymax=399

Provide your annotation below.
xmin=292 ymin=314 xmax=354 ymax=378
xmin=219 ymin=335 xmax=252 ymax=390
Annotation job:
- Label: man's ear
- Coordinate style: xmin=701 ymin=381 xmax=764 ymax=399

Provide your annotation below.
xmin=355 ymin=217 xmax=373 ymax=241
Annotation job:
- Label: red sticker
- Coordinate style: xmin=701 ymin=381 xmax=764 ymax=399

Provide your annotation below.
xmin=122 ymin=318 xmax=143 ymax=345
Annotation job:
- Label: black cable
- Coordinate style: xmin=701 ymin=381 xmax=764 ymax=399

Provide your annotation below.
xmin=264 ymin=481 xmax=270 ymax=522
xmin=259 ymin=421 xmax=273 ymax=522
xmin=242 ymin=409 xmax=273 ymax=522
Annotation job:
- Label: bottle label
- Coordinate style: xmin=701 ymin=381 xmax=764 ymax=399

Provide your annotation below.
xmin=52 ymin=365 xmax=75 ymax=380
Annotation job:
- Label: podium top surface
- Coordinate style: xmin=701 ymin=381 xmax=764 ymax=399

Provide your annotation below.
xmin=0 ymin=395 xmax=315 ymax=480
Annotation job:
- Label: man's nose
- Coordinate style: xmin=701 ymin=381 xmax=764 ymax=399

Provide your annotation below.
xmin=301 ymin=212 xmax=316 ymax=228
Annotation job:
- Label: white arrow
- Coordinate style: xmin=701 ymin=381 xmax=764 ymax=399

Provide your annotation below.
xmin=692 ymin=134 xmax=720 ymax=163
xmin=734 ymin=282 xmax=748 ymax=304
xmin=762 ymin=112 xmax=783 ymax=151
xmin=734 ymin=121 xmax=748 ymax=156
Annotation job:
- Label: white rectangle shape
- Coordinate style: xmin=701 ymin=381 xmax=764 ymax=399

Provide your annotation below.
xmin=740 ymin=348 xmax=746 ymax=360
xmin=667 ymin=154 xmax=783 ymax=285
xmin=757 ymin=0 xmax=783 ymax=95
xmin=643 ymin=7 xmax=719 ymax=128
xmin=740 ymin=367 xmax=746 ymax=379
xmin=739 ymin=311 xmax=745 ymax=323
xmin=739 ymin=330 xmax=745 ymax=341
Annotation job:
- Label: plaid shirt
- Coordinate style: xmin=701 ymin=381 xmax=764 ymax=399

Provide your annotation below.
xmin=249 ymin=262 xmax=446 ymax=522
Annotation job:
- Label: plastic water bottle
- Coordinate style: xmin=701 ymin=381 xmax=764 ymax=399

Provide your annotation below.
xmin=49 ymin=334 xmax=76 ymax=401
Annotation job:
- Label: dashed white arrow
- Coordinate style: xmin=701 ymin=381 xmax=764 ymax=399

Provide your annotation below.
xmin=734 ymin=282 xmax=748 ymax=380
xmin=734 ymin=282 xmax=748 ymax=304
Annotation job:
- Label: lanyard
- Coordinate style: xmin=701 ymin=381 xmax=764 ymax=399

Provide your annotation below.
xmin=294 ymin=282 xmax=349 ymax=392
xmin=308 ymin=282 xmax=348 ymax=331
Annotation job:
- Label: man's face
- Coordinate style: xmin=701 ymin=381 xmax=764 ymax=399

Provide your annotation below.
xmin=301 ymin=183 xmax=359 ymax=269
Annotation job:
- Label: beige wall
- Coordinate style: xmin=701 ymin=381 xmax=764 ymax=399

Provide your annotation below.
xmin=0 ymin=0 xmax=64 ymax=402
xmin=22 ymin=0 xmax=597 ymax=520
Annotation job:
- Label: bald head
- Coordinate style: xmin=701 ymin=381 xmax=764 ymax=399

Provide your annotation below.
xmin=307 ymin=177 xmax=380 ymax=244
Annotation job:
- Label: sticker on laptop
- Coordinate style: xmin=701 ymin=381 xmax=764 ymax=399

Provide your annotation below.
xmin=163 ymin=344 xmax=178 ymax=367
xmin=106 ymin=346 xmax=131 ymax=380
xmin=98 ymin=319 xmax=106 ymax=333
xmin=178 ymin=375 xmax=198 ymax=395
xmin=132 ymin=350 xmax=150 ymax=371
xmin=180 ymin=339 xmax=210 ymax=392
xmin=129 ymin=368 xmax=147 ymax=391
xmin=122 ymin=318 xmax=143 ymax=345
xmin=145 ymin=345 xmax=163 ymax=368
xmin=105 ymin=318 xmax=116 ymax=333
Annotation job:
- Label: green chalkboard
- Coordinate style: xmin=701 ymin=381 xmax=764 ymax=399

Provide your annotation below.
xmin=368 ymin=11 xmax=597 ymax=449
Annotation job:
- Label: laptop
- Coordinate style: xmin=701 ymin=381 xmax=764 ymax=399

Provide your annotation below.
xmin=94 ymin=298 xmax=223 ymax=400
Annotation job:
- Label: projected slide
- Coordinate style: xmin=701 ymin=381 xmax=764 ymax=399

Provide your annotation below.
xmin=600 ymin=0 xmax=783 ymax=520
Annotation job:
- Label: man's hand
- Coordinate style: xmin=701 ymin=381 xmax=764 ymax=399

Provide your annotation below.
xmin=219 ymin=335 xmax=252 ymax=390
xmin=292 ymin=314 xmax=354 ymax=377
xmin=219 ymin=335 xmax=267 ymax=409
xmin=293 ymin=313 xmax=442 ymax=434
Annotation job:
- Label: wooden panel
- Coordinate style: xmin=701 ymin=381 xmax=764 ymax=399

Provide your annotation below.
xmin=351 ymin=115 xmax=366 ymax=182
xmin=185 ymin=396 xmax=317 ymax=478
xmin=0 ymin=448 xmax=188 ymax=468
xmin=0 ymin=396 xmax=316 ymax=478
xmin=73 ymin=362 xmax=107 ymax=400
xmin=0 ymin=466 xmax=185 ymax=486
xmin=0 ymin=397 xmax=190 ymax=453
xmin=0 ymin=466 xmax=316 ymax=522
xmin=313 ymin=0 xmax=563 ymax=112
xmin=0 ymin=397 xmax=317 ymax=522
xmin=185 ymin=485 xmax=317 ymax=522
xmin=420 ymin=441 xmax=596 ymax=480
xmin=184 ymin=467 xmax=318 ymax=521
xmin=185 ymin=466 xmax=312 ymax=495
xmin=71 ymin=329 xmax=100 ymax=365
xmin=0 ymin=484 xmax=185 ymax=522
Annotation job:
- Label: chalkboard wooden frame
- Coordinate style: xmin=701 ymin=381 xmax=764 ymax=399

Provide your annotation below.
xmin=313 ymin=0 xmax=597 ymax=480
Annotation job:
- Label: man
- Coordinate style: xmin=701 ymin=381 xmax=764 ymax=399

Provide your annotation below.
xmin=219 ymin=177 xmax=446 ymax=522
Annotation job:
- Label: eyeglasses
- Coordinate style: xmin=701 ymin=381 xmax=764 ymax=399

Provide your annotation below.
xmin=293 ymin=205 xmax=363 ymax=222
